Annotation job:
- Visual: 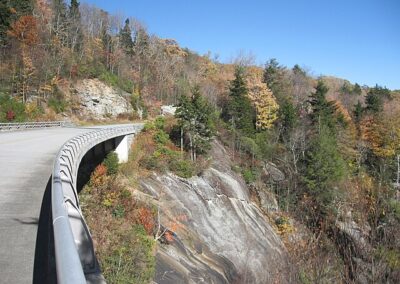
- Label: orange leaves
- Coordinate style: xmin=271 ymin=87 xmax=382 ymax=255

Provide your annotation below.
xmin=7 ymin=15 xmax=38 ymax=46
xmin=138 ymin=207 xmax=155 ymax=235
xmin=90 ymin=164 xmax=108 ymax=187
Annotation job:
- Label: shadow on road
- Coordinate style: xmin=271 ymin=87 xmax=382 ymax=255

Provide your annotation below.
xmin=33 ymin=176 xmax=57 ymax=284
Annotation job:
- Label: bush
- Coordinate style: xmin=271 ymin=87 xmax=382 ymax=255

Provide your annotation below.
xmin=154 ymin=130 xmax=169 ymax=145
xmin=154 ymin=116 xmax=165 ymax=130
xmin=143 ymin=121 xmax=155 ymax=132
xmin=169 ymin=159 xmax=194 ymax=178
xmin=0 ymin=93 xmax=26 ymax=122
xmin=104 ymin=152 xmax=119 ymax=175
xmin=99 ymin=70 xmax=133 ymax=93
xmin=242 ymin=168 xmax=256 ymax=184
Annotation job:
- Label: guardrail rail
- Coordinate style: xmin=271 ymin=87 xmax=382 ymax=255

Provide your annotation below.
xmin=51 ymin=124 xmax=143 ymax=284
xmin=0 ymin=121 xmax=72 ymax=132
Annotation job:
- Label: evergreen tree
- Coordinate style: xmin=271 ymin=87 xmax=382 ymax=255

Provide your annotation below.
xmin=309 ymin=80 xmax=337 ymax=133
xmin=176 ymin=86 xmax=214 ymax=161
xmin=227 ymin=66 xmax=255 ymax=136
xmin=263 ymin=58 xmax=288 ymax=102
xmin=119 ymin=18 xmax=134 ymax=55
xmin=279 ymin=99 xmax=297 ymax=138
xmin=365 ymin=85 xmax=389 ymax=113
xmin=303 ymin=125 xmax=346 ymax=219
xmin=302 ymin=79 xmax=347 ymax=221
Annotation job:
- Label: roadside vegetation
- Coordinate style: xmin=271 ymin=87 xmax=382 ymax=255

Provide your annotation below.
xmin=80 ymin=153 xmax=156 ymax=283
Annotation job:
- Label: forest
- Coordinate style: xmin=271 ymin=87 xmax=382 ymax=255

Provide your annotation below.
xmin=1 ymin=0 xmax=399 ymax=283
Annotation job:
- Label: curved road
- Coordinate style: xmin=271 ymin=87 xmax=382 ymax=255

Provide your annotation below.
xmin=0 ymin=127 xmax=93 ymax=283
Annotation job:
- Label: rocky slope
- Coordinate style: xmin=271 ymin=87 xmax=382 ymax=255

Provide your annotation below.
xmin=74 ymin=79 xmax=133 ymax=119
xmin=138 ymin=141 xmax=292 ymax=283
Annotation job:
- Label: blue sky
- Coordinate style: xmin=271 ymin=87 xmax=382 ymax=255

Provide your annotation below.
xmin=83 ymin=0 xmax=400 ymax=90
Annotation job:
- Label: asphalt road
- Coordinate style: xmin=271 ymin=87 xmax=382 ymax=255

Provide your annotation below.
xmin=0 ymin=127 xmax=91 ymax=284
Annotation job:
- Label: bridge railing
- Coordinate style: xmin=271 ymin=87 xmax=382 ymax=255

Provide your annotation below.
xmin=51 ymin=124 xmax=143 ymax=284
xmin=0 ymin=121 xmax=72 ymax=131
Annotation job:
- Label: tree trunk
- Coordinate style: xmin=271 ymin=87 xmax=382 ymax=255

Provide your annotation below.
xmin=180 ymin=127 xmax=184 ymax=158
xmin=189 ymin=133 xmax=193 ymax=161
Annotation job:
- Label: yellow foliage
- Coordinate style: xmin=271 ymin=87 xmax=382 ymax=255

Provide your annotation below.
xmin=361 ymin=115 xmax=400 ymax=158
xmin=275 ymin=216 xmax=295 ymax=236
xmin=252 ymin=83 xmax=279 ymax=130
xmin=247 ymin=70 xmax=279 ymax=130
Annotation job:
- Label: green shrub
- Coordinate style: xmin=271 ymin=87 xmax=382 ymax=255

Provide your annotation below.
xmin=154 ymin=130 xmax=169 ymax=145
xmin=143 ymin=121 xmax=155 ymax=132
xmin=121 ymin=188 xmax=132 ymax=199
xmin=170 ymin=159 xmax=194 ymax=178
xmin=0 ymin=93 xmax=26 ymax=122
xmin=104 ymin=152 xmax=119 ymax=175
xmin=99 ymin=70 xmax=133 ymax=93
xmin=112 ymin=204 xmax=125 ymax=218
xmin=48 ymin=97 xmax=67 ymax=113
xmin=242 ymin=168 xmax=256 ymax=184
xmin=154 ymin=116 xmax=165 ymax=130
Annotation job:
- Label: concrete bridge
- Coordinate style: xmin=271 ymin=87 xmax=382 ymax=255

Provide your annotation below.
xmin=0 ymin=122 xmax=143 ymax=284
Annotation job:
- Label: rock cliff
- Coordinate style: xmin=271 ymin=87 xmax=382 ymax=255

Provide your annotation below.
xmin=138 ymin=141 xmax=292 ymax=283
xmin=74 ymin=79 xmax=133 ymax=119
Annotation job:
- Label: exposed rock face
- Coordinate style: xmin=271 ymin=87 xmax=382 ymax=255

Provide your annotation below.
xmin=139 ymin=141 xmax=291 ymax=283
xmin=74 ymin=79 xmax=133 ymax=119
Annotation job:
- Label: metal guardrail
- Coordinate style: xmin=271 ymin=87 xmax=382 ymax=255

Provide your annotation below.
xmin=0 ymin=121 xmax=72 ymax=131
xmin=51 ymin=124 xmax=143 ymax=284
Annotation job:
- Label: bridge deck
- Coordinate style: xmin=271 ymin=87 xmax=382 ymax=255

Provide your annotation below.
xmin=0 ymin=128 xmax=91 ymax=284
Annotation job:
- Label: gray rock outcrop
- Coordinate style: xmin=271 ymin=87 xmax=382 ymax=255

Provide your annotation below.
xmin=74 ymin=79 xmax=133 ymax=119
xmin=139 ymin=141 xmax=292 ymax=283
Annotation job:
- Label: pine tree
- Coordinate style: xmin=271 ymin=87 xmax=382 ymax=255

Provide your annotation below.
xmin=309 ymin=80 xmax=337 ymax=133
xmin=303 ymin=125 xmax=346 ymax=219
xmin=279 ymin=99 xmax=297 ymax=138
xmin=176 ymin=86 xmax=214 ymax=161
xmin=119 ymin=18 xmax=134 ymax=55
xmin=365 ymin=85 xmax=389 ymax=113
xmin=263 ymin=58 xmax=288 ymax=102
xmin=227 ymin=66 xmax=255 ymax=136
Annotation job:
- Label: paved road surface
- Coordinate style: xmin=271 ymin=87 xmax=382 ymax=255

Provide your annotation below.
xmin=0 ymin=128 xmax=92 ymax=284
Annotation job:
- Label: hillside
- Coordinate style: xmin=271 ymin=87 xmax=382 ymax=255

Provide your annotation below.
xmin=1 ymin=1 xmax=400 ymax=284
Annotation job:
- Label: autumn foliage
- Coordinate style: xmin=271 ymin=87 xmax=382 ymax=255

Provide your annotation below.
xmin=7 ymin=15 xmax=38 ymax=46
xmin=138 ymin=207 xmax=155 ymax=235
